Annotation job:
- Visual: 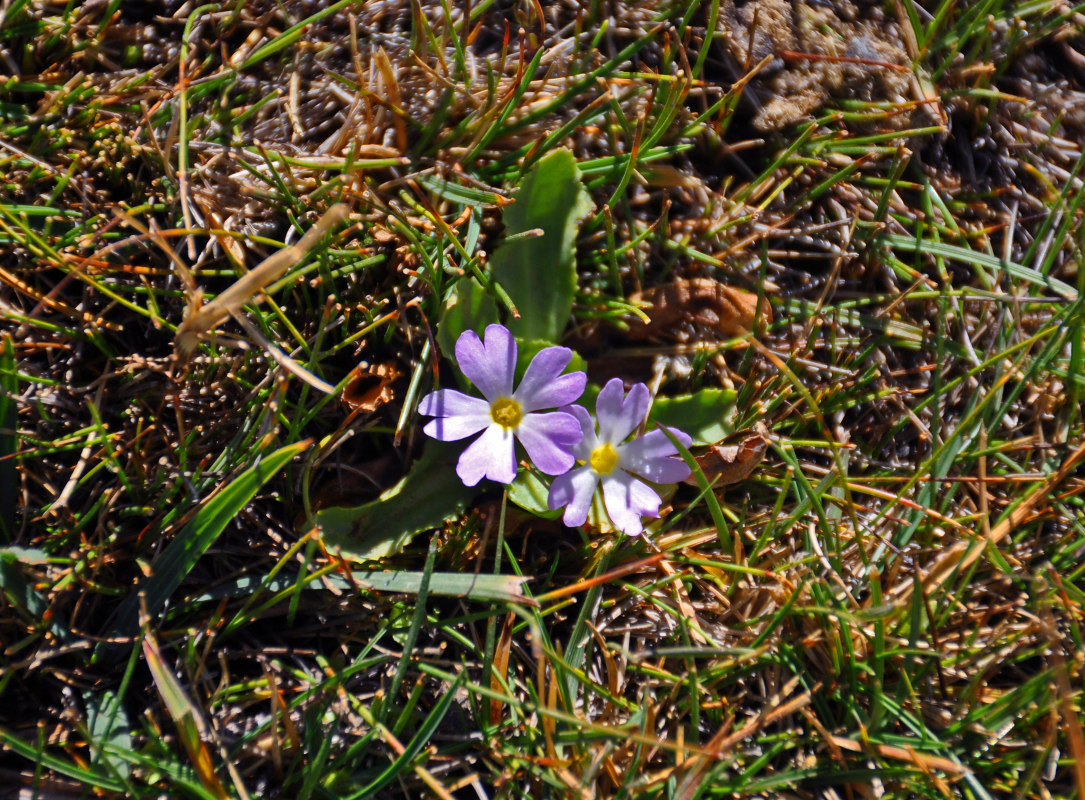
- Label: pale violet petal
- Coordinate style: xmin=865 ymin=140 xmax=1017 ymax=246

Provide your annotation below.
xmin=548 ymin=466 xmax=599 ymax=528
xmin=601 ymin=471 xmax=662 ymax=536
xmin=595 ymin=379 xmax=649 ymax=445
xmin=417 ymin=389 xmax=490 ymax=418
xmin=423 ymin=414 xmax=490 ymax=441
xmin=564 ymin=404 xmax=599 ymax=461
xmin=514 ymin=347 xmax=586 ymax=411
xmin=619 ymin=428 xmax=692 ymax=483
xmin=456 ymin=423 xmax=518 ymax=485
xmin=455 ymin=324 xmax=516 ymax=401
xmin=516 ymin=411 xmax=581 ymax=475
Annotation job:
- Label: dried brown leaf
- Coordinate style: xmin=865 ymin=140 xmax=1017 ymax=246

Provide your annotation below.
xmin=626 ymin=278 xmax=772 ymax=341
xmin=341 ymin=361 xmax=402 ymax=413
xmin=683 ymin=428 xmax=769 ymax=487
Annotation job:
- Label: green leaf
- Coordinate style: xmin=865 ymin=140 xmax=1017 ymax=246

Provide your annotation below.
xmin=648 ymin=388 xmax=739 ymax=446
xmin=350 ymin=571 xmax=530 ymax=601
xmin=490 ymin=148 xmax=594 ymax=342
xmin=84 ymin=690 xmax=132 ymax=780
xmin=436 ymin=277 xmax=499 ymax=360
xmin=0 ymin=547 xmax=71 ymax=643
xmin=99 ymin=439 xmax=310 ymax=659
xmin=507 ymin=470 xmax=562 ymax=519
xmin=317 ymin=442 xmax=477 ymax=561
xmin=515 ymin=338 xmax=588 ymax=379
xmin=0 ymin=545 xmax=48 ymax=563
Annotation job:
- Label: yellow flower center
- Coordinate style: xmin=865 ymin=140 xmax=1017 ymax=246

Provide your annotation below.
xmin=589 ymin=442 xmax=619 ymax=475
xmin=490 ymin=397 xmax=523 ymax=429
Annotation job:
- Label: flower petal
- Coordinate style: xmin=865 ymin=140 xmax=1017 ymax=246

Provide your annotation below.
xmin=601 ymin=471 xmax=662 ymax=536
xmin=548 ymin=466 xmax=599 ymax=528
xmin=418 ymin=389 xmax=492 ymax=440
xmin=423 ymin=414 xmax=491 ymax=441
xmin=516 ymin=411 xmax=582 ymax=475
xmin=619 ymin=428 xmax=692 ymax=483
xmin=595 ymin=379 xmax=649 ymax=445
xmin=514 ymin=346 xmax=586 ymax=411
xmin=417 ymin=388 xmax=490 ymax=418
xmin=456 ymin=423 xmax=518 ymax=486
xmin=564 ymin=404 xmax=599 ymax=461
xmin=455 ymin=324 xmax=516 ymax=401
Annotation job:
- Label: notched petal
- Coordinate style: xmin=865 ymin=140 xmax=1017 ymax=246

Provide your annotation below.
xmin=424 ymin=414 xmax=490 ymax=441
xmin=518 ymin=368 xmax=586 ymax=412
xmin=418 ymin=389 xmax=490 ymax=418
xmin=457 ymin=424 xmax=517 ymax=485
xmin=595 ymin=378 xmax=649 ymax=444
xmin=601 ymin=472 xmax=662 ymax=536
xmin=620 ymin=428 xmax=692 ymax=482
xmin=549 ymin=467 xmax=598 ymax=528
xmin=517 ymin=411 xmax=582 ymax=475
xmin=456 ymin=324 xmax=516 ymax=400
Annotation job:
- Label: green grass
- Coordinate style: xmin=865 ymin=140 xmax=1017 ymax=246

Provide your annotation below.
xmin=2 ymin=0 xmax=1085 ymax=797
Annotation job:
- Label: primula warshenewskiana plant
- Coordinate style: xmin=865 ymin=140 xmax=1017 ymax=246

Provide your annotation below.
xmin=418 ymin=324 xmax=586 ymax=486
xmin=547 ymin=378 xmax=692 ymax=536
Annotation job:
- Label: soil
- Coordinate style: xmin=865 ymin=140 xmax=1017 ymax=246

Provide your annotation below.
xmin=716 ymin=0 xmax=916 ymax=130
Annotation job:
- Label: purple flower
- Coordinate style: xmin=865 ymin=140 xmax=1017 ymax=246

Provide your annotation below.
xmin=547 ymin=378 xmax=692 ymax=536
xmin=418 ymin=324 xmax=587 ymax=486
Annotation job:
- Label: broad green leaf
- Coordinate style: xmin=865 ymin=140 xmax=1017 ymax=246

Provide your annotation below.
xmin=348 ymin=570 xmax=529 ymax=601
xmin=648 ymin=388 xmax=738 ymax=446
xmin=0 ymin=545 xmax=48 ymax=563
xmin=100 ymin=439 xmax=310 ymax=659
xmin=0 ymin=547 xmax=71 ymax=642
xmin=515 ymin=338 xmax=588 ymax=379
xmin=436 ymin=276 xmax=498 ymax=360
xmin=507 ymin=470 xmax=562 ymax=520
xmin=490 ymin=148 xmax=594 ymax=342
xmin=317 ymin=442 xmax=477 ymax=561
xmin=84 ymin=690 xmax=132 ymax=780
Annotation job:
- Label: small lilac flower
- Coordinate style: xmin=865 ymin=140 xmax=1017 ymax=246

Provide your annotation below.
xmin=418 ymin=324 xmax=586 ymax=487
xmin=547 ymin=378 xmax=692 ymax=536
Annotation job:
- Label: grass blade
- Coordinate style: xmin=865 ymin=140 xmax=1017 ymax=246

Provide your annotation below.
xmin=100 ymin=439 xmax=310 ymax=659
xmin=0 ymin=334 xmax=16 ymax=541
xmin=143 ymin=633 xmax=229 ymax=799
